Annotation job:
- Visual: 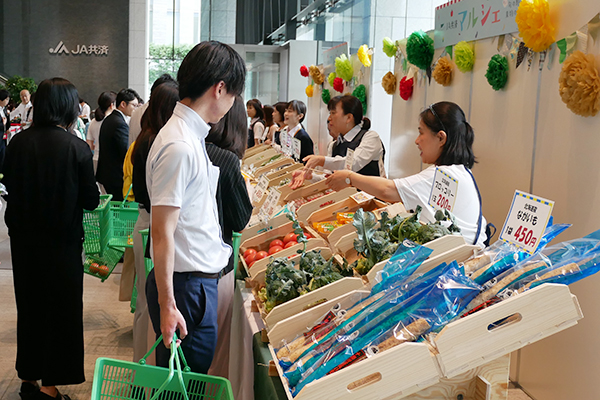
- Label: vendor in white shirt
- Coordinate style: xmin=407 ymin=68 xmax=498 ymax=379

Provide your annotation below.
xmin=10 ymin=89 xmax=33 ymax=130
xmin=290 ymin=95 xmax=385 ymax=189
xmin=326 ymin=101 xmax=488 ymax=247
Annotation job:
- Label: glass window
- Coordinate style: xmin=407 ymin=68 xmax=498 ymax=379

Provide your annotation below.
xmin=244 ymin=51 xmax=281 ymax=107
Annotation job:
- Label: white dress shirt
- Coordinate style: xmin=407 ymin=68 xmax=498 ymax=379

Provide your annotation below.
xmin=80 ymin=103 xmax=91 ymax=120
xmin=324 ymin=124 xmax=386 ymax=177
xmin=250 ymin=117 xmax=265 ymax=142
xmin=10 ymin=102 xmax=33 ymax=130
xmin=87 ymin=118 xmax=103 ymax=161
xmin=129 ymin=102 xmax=148 ymax=146
xmin=147 ymin=102 xmax=231 ymax=273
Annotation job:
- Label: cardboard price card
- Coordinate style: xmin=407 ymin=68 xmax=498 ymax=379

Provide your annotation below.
xmin=499 ymin=190 xmax=554 ymax=254
xmin=252 ymin=175 xmax=269 ymax=204
xmin=345 ymin=149 xmax=355 ymax=170
xmin=259 ymin=188 xmax=282 ymax=218
xmin=428 ymin=167 xmax=458 ymax=212
xmin=293 ymin=138 xmax=301 ymax=160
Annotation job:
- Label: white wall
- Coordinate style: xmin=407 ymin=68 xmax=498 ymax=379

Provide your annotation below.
xmin=389 ymin=17 xmax=600 ymax=400
xmin=129 ymin=0 xmax=149 ymax=99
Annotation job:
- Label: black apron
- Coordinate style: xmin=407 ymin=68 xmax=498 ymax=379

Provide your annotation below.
xmin=331 ymin=128 xmax=385 ymax=177
xmin=247 ymin=119 xmax=264 ymax=149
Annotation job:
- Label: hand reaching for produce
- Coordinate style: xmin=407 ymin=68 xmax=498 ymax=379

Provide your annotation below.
xmin=289 ymin=169 xmax=306 ymax=189
xmin=160 ymin=303 xmax=188 ymax=348
xmin=326 ymin=170 xmax=353 ymax=191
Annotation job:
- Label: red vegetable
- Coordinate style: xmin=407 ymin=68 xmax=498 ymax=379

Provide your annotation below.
xmin=245 ymin=253 xmax=256 ymax=264
xmin=243 ymin=248 xmax=257 ymax=258
xmin=270 ymin=239 xmax=284 ymax=248
xmin=269 ymin=246 xmax=283 ymax=255
xmin=284 ymin=241 xmax=297 ymax=249
xmin=283 ymin=232 xmax=298 ymax=244
xmin=255 ymin=251 xmax=268 ymax=260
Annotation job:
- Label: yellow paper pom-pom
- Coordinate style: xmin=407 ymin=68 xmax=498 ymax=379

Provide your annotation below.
xmin=516 ymin=0 xmax=555 ymax=53
xmin=328 ymin=72 xmax=336 ymax=87
xmin=381 ymin=72 xmax=397 ymax=94
xmin=358 ymin=45 xmax=372 ymax=67
xmin=309 ymin=65 xmax=325 ymax=85
xmin=558 ymin=51 xmax=600 ymax=117
xmin=455 ymin=41 xmax=474 ymax=73
xmin=433 ymin=56 xmax=453 ymax=86
xmin=306 ymin=84 xmax=314 ymax=97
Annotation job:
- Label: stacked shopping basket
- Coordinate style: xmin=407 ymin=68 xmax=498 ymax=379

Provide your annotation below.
xmin=83 ymin=194 xmax=140 ymax=282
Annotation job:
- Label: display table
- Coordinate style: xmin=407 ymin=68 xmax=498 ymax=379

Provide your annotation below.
xmin=253 ymin=332 xmax=288 ymax=400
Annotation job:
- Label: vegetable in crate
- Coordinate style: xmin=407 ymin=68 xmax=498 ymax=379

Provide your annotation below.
xmin=351 ymin=209 xmax=399 ymax=275
xmin=262 ymin=258 xmax=309 ymax=313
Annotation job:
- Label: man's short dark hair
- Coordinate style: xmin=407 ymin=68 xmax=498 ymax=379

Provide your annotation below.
xmin=177 ymin=41 xmax=246 ymax=100
xmin=32 ymin=78 xmax=79 ymax=128
xmin=116 ymin=88 xmax=139 ymax=108
xmin=0 ymin=89 xmax=9 ymax=101
xmin=151 ymin=74 xmax=176 ymax=95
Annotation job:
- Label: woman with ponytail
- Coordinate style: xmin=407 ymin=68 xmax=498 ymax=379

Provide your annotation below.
xmin=290 ymin=94 xmax=386 ymax=188
xmin=326 ymin=101 xmax=487 ymax=247
xmin=86 ymin=91 xmax=116 ymax=172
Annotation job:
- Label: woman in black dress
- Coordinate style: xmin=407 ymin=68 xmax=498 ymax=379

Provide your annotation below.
xmin=4 ymin=78 xmax=99 ymax=400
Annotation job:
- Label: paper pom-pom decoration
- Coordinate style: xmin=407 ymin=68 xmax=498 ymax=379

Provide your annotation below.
xmin=335 ymin=54 xmax=354 ymax=82
xmin=322 ymin=88 xmax=331 ymax=105
xmin=406 ymin=31 xmax=434 ymax=71
xmin=352 ymin=84 xmax=368 ymax=114
xmin=485 ymin=55 xmax=509 ymax=91
xmin=358 ymin=45 xmax=372 ymax=67
xmin=516 ymin=0 xmax=555 ymax=53
xmin=399 ymin=76 xmax=414 ymax=101
xmin=305 ymin=84 xmax=314 ymax=97
xmin=558 ymin=51 xmax=600 ymax=117
xmin=300 ymin=65 xmax=309 ymax=77
xmin=383 ymin=37 xmax=397 ymax=58
xmin=328 ymin=72 xmax=336 ymax=87
xmin=309 ymin=65 xmax=324 ymax=85
xmin=433 ymin=56 xmax=453 ymax=86
xmin=333 ymin=77 xmax=345 ymax=93
xmin=455 ymin=41 xmax=475 ymax=73
xmin=381 ymin=72 xmax=397 ymax=94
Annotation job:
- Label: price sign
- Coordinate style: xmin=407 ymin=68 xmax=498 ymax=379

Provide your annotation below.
xmin=428 ymin=168 xmax=458 ymax=212
xmin=252 ymin=175 xmax=269 ymax=204
xmin=345 ymin=149 xmax=355 ymax=170
xmin=293 ymin=138 xmax=301 ymax=160
xmin=259 ymin=187 xmax=282 ymax=218
xmin=500 ymin=190 xmax=554 ymax=254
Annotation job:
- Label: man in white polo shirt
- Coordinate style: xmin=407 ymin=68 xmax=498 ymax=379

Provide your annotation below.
xmin=146 ymin=41 xmax=246 ymax=373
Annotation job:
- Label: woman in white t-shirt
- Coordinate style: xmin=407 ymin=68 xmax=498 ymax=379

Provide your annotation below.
xmin=86 ymin=91 xmax=116 ymax=172
xmin=326 ymin=101 xmax=487 ymax=247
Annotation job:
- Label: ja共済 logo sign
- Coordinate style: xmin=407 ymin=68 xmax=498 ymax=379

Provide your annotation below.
xmin=49 ymin=41 xmax=109 ymax=55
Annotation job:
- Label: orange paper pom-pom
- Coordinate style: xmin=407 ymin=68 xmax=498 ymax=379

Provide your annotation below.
xmin=558 ymin=51 xmax=600 ymax=117
xmin=433 ymin=56 xmax=453 ymax=86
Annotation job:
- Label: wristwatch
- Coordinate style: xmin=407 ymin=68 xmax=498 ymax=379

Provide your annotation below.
xmin=345 ymin=171 xmax=352 ymax=185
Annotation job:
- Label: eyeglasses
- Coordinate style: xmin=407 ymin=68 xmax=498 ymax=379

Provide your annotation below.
xmin=428 ymin=103 xmax=447 ymax=133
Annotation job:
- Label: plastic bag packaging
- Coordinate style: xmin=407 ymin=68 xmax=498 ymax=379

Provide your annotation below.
xmin=371 ymin=240 xmax=433 ymax=294
xmin=289 ymin=264 xmax=482 ymax=395
xmin=466 ymin=236 xmax=600 ymax=310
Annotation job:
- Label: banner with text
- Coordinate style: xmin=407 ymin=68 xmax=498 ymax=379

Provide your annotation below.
xmin=434 ymin=0 xmax=521 ymax=48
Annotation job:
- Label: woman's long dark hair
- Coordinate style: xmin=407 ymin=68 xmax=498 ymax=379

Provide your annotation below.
xmin=94 ymin=91 xmax=117 ymax=121
xmin=263 ymin=105 xmax=275 ymax=128
xmin=420 ymin=101 xmax=475 ymax=169
xmin=131 ymin=82 xmax=179 ymax=164
xmin=32 ymin=78 xmax=79 ymax=129
xmin=207 ymin=95 xmax=248 ymax=159
xmin=327 ymin=95 xmax=371 ymax=130
xmin=246 ymin=98 xmax=264 ymax=120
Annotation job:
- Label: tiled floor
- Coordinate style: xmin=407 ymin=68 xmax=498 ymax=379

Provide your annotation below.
xmin=0 ymin=201 xmax=534 ymax=399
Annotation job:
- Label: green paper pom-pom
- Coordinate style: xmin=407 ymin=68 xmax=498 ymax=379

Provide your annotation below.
xmin=383 ymin=37 xmax=397 ymax=58
xmin=485 ymin=54 xmax=509 ymax=91
xmin=322 ymin=88 xmax=331 ymax=105
xmin=454 ymin=41 xmax=475 ymax=73
xmin=335 ymin=54 xmax=354 ymax=82
xmin=327 ymin=72 xmax=336 ymax=87
xmin=352 ymin=84 xmax=367 ymax=114
xmin=406 ymin=31 xmax=434 ymax=71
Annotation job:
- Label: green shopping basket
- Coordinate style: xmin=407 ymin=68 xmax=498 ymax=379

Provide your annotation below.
xmin=92 ymin=334 xmax=234 ymax=400
xmin=83 ymin=194 xmax=113 ymax=256
xmin=84 ymin=245 xmax=126 ymax=282
xmin=130 ymin=229 xmax=154 ymax=313
xmin=232 ymin=232 xmax=241 ymax=282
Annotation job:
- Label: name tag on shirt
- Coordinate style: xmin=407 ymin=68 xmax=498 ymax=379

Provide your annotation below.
xmin=345 ymin=149 xmax=355 ymax=170
xmin=428 ymin=167 xmax=458 ymax=212
xmin=293 ymin=138 xmax=301 ymax=160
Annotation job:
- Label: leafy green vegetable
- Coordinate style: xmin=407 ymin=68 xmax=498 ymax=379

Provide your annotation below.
xmin=264 ymin=257 xmax=309 ymax=312
xmin=260 ymin=153 xmax=282 ymax=167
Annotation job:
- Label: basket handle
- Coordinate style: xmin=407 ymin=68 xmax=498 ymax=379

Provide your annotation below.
xmin=145 ymin=333 xmax=191 ymax=400
xmin=139 ymin=334 xmax=191 ymax=372
xmin=122 ymin=184 xmax=133 ymax=206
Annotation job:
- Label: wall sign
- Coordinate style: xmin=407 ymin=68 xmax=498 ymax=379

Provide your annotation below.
xmin=49 ymin=41 xmax=109 ymax=55
xmin=499 ymin=190 xmax=554 ymax=254
xmin=434 ymin=0 xmax=521 ymax=48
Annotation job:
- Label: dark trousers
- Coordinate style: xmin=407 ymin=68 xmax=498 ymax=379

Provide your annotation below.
xmin=146 ymin=269 xmax=218 ymax=374
xmin=11 ymin=234 xmax=85 ymax=386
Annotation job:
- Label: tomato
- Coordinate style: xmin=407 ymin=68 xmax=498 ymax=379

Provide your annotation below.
xmin=89 ymin=262 xmax=100 ymax=274
xmin=245 ymin=253 xmax=256 ymax=264
xmin=255 ymin=251 xmax=269 ymax=260
xmin=270 ymin=239 xmax=284 ymax=248
xmin=97 ymin=265 xmax=109 ymax=278
xmin=284 ymin=241 xmax=297 ymax=249
xmin=304 ymin=231 xmax=313 ymax=239
xmin=248 ymin=260 xmax=256 ymax=268
xmin=283 ymin=232 xmax=298 ymax=244
xmin=269 ymin=245 xmax=283 ymax=255
xmin=243 ymin=248 xmax=257 ymax=258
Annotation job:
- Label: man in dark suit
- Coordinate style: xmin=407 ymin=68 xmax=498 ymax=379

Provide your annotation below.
xmin=96 ymin=88 xmax=139 ymax=201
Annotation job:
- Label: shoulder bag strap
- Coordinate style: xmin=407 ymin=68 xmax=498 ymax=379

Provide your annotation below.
xmin=465 ymin=167 xmax=483 ymax=246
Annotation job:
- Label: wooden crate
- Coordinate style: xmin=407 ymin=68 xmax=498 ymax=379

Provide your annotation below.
xmin=240 ymin=213 xmax=290 ymax=244
xmin=250 ymin=249 xmax=365 ymax=330
xmin=295 ymin=187 xmax=358 ymax=225
xmin=266 ymin=163 xmax=303 ymax=181
xmin=243 ymin=144 xmax=271 ymax=160
xmin=267 ymin=283 xmax=581 ymax=400
xmin=254 ymin=156 xmax=295 ymax=178
xmin=243 ymin=147 xmax=279 ymax=167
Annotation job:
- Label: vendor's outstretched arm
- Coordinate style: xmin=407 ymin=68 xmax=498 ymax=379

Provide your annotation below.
xmin=326 ymin=170 xmax=402 ymax=203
